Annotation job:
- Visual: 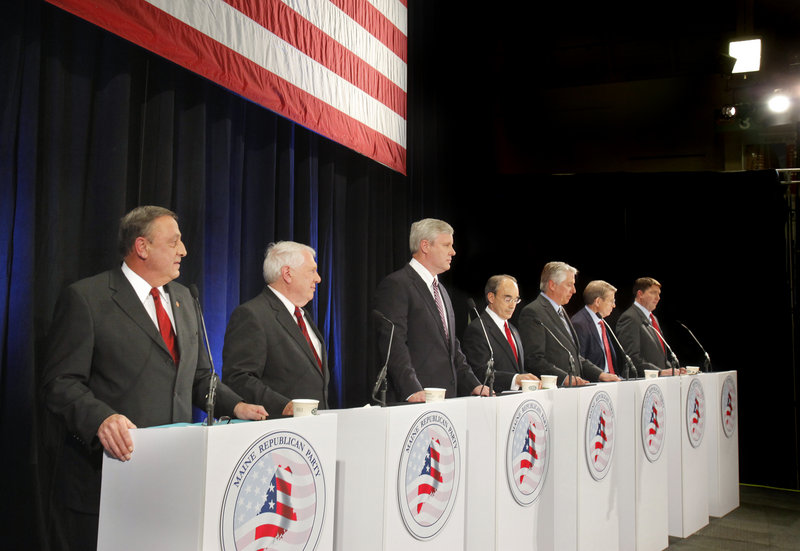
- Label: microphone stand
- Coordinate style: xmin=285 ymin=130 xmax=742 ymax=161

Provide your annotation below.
xmin=535 ymin=320 xmax=578 ymax=387
xmin=372 ymin=310 xmax=394 ymax=407
xmin=189 ymin=284 xmax=218 ymax=426
xmin=642 ymin=320 xmax=681 ymax=375
xmin=467 ymin=299 xmax=495 ymax=396
xmin=601 ymin=319 xmax=636 ymax=379
xmin=678 ymin=321 xmax=712 ymax=372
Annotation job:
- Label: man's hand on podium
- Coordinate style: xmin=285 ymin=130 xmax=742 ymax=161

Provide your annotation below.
xmin=234 ymin=402 xmax=269 ymax=421
xmin=98 ymin=413 xmax=137 ymax=461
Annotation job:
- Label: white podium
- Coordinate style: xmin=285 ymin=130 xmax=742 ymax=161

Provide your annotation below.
xmin=98 ymin=416 xmax=338 ymax=551
xmin=495 ymin=390 xmax=554 ymax=551
xmin=576 ymin=384 xmax=620 ymax=551
xmin=667 ymin=375 xmax=709 ymax=538
xmin=384 ymin=400 xmax=468 ymax=550
xmin=464 ymin=396 xmax=497 ymax=551
xmin=631 ymin=379 xmax=669 ymax=551
xmin=704 ymin=371 xmax=739 ymax=517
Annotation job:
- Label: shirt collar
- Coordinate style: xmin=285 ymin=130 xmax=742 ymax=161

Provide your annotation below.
xmin=409 ymin=258 xmax=437 ymax=289
xmin=268 ymin=285 xmax=300 ymax=317
xmin=634 ymin=300 xmax=651 ymax=317
xmin=121 ymin=261 xmax=166 ymax=302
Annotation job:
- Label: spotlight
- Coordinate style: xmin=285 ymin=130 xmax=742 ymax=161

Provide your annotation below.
xmin=728 ymin=39 xmax=761 ymax=73
xmin=720 ymin=105 xmax=736 ymax=119
xmin=767 ymin=93 xmax=791 ymax=113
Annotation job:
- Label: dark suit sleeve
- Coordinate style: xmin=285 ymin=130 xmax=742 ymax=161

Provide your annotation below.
xmin=222 ymin=304 xmax=291 ymax=417
xmin=453 ymin=337 xmax=482 ymax=396
xmin=374 ymin=274 xmax=423 ymax=400
xmin=462 ymin=321 xmax=515 ymax=392
xmin=616 ymin=312 xmax=656 ymax=377
xmin=42 ymin=285 xmax=116 ymax=448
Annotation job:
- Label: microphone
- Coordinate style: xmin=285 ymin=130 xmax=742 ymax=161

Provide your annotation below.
xmin=467 ymin=298 xmax=494 ymax=395
xmin=678 ymin=321 xmax=712 ymax=372
xmin=189 ymin=284 xmax=218 ymax=426
xmin=534 ymin=319 xmax=578 ymax=387
xmin=641 ymin=319 xmax=680 ymax=374
xmin=372 ymin=309 xmax=394 ymax=407
xmin=600 ymin=318 xmax=636 ymax=379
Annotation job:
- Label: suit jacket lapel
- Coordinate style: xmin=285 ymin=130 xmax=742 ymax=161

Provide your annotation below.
xmin=265 ymin=289 xmax=326 ymax=377
xmin=406 ymin=265 xmax=449 ymax=345
xmin=483 ymin=311 xmax=521 ymax=371
xmin=109 ymin=268 xmax=171 ymax=357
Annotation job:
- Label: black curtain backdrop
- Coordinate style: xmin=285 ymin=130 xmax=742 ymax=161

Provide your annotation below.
xmin=1 ymin=3 xmax=798 ymax=551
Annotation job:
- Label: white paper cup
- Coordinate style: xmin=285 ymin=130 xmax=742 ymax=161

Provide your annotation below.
xmin=686 ymin=366 xmax=700 ymax=375
xmin=540 ymin=375 xmax=558 ymax=389
xmin=644 ymin=369 xmax=659 ymax=379
xmin=424 ymin=387 xmax=446 ymax=402
xmin=292 ymin=399 xmax=319 ymax=417
xmin=521 ymin=379 xmax=540 ymax=392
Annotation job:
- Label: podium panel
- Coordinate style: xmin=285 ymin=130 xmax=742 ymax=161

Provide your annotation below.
xmin=614 ymin=381 xmax=636 ymax=551
xmin=667 ymin=375 xmax=709 ymax=538
xmin=633 ymin=379 xmax=669 ymax=551
xmin=384 ymin=400 xmax=467 ymax=550
xmin=577 ymin=384 xmax=620 ymax=551
xmin=704 ymin=372 xmax=739 ymax=517
xmin=464 ymin=396 xmax=497 ymax=551
xmin=550 ymin=387 xmax=579 ymax=551
xmin=495 ymin=390 xmax=554 ymax=551
xmin=325 ymin=407 xmax=388 ymax=551
xmin=99 ymin=416 xmax=338 ymax=551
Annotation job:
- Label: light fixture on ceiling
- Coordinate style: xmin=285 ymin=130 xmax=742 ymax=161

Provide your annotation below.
xmin=729 ymin=39 xmax=761 ymax=73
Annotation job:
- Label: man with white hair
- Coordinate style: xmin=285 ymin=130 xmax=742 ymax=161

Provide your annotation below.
xmin=518 ymin=261 xmax=621 ymax=386
xmin=222 ymin=241 xmax=329 ymax=417
xmin=374 ymin=218 xmax=489 ymax=402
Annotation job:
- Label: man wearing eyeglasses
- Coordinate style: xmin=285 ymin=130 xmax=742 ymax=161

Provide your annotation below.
xmin=462 ymin=275 xmax=539 ymax=394
xmin=571 ymin=280 xmax=621 ymax=377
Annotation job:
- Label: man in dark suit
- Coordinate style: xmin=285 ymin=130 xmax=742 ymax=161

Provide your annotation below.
xmin=616 ymin=277 xmax=683 ymax=377
xmin=374 ymin=218 xmax=489 ymax=402
xmin=42 ymin=206 xmax=267 ymax=549
xmin=462 ymin=274 xmax=539 ymax=394
xmin=518 ymin=261 xmax=621 ymax=387
xmin=222 ymin=241 xmax=329 ymax=418
xmin=571 ymin=280 xmax=620 ymax=376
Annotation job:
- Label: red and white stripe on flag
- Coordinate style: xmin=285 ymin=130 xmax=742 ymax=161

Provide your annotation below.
xmin=46 ymin=0 xmax=408 ymax=174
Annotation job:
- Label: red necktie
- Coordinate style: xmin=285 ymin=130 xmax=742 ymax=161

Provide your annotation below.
xmin=150 ymin=288 xmax=179 ymax=365
xmin=599 ymin=320 xmax=615 ymax=374
xmin=295 ymin=307 xmax=322 ymax=371
xmin=650 ymin=313 xmax=666 ymax=353
xmin=504 ymin=321 xmax=518 ymax=362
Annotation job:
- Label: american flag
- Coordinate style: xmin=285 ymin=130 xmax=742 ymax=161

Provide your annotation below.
xmin=691 ymin=397 xmax=702 ymax=433
xmin=233 ymin=451 xmax=317 ymax=551
xmin=647 ymin=404 xmax=660 ymax=446
xmin=45 ymin=0 xmax=408 ymax=174
xmin=514 ymin=419 xmax=539 ymax=486
xmin=725 ymin=391 xmax=733 ymax=420
xmin=591 ymin=413 xmax=608 ymax=468
xmin=406 ymin=430 xmax=455 ymax=526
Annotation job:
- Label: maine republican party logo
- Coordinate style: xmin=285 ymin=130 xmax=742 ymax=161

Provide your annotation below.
xmin=397 ymin=410 xmax=461 ymax=540
xmin=641 ymin=383 xmax=666 ymax=462
xmin=506 ymin=399 xmax=550 ymax=506
xmin=585 ymin=391 xmax=615 ymax=480
xmin=686 ymin=378 xmax=706 ymax=448
xmin=220 ymin=431 xmax=326 ymax=551
xmin=721 ymin=375 xmax=737 ymax=438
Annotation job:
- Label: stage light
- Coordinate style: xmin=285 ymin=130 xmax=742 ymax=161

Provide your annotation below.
xmin=767 ymin=93 xmax=791 ymax=113
xmin=721 ymin=105 xmax=736 ymax=118
xmin=728 ymin=39 xmax=761 ymax=73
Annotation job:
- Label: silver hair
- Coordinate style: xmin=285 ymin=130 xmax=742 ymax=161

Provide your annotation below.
xmin=262 ymin=241 xmax=317 ymax=284
xmin=539 ymin=261 xmax=578 ymax=292
xmin=409 ymin=218 xmax=454 ymax=254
